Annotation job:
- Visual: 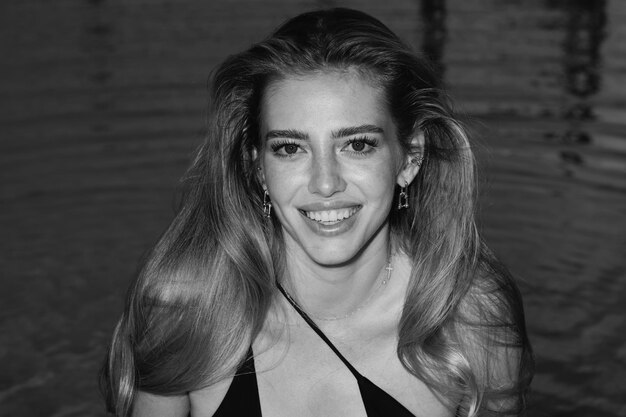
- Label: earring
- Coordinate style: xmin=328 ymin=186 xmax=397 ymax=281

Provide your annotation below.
xmin=263 ymin=190 xmax=272 ymax=218
xmin=397 ymin=181 xmax=409 ymax=210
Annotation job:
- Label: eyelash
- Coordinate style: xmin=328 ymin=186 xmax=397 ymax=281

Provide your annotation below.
xmin=269 ymin=137 xmax=379 ymax=157
xmin=270 ymin=140 xmax=300 ymax=157
xmin=345 ymin=137 xmax=379 ymax=155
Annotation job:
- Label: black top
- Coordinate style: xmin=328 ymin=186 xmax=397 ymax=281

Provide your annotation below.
xmin=212 ymin=346 xmax=262 ymax=416
xmin=211 ymin=283 xmax=416 ymax=417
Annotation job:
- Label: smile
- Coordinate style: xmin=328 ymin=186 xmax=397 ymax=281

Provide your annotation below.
xmin=300 ymin=206 xmax=361 ymax=224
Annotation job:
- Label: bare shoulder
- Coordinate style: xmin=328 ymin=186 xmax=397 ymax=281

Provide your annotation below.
xmin=458 ymin=262 xmax=527 ymax=358
xmin=132 ymin=391 xmax=190 ymax=417
xmin=460 ymin=258 xmax=526 ymax=330
xmin=455 ymin=256 xmax=534 ymax=413
xmin=456 ymin=265 xmax=523 ymax=366
xmin=187 ymin=376 xmax=234 ymax=417
xmin=133 ymin=377 xmax=234 ymax=417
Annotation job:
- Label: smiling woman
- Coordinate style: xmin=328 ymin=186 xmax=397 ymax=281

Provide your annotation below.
xmin=100 ymin=8 xmax=534 ymax=417
xmin=260 ymin=72 xmax=413 ymax=268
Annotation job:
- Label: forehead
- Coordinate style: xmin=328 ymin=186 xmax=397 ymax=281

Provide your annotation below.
xmin=260 ymin=70 xmax=391 ymax=131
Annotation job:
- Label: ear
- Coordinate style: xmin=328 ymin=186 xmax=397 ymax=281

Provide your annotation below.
xmin=251 ymin=147 xmax=267 ymax=189
xmin=396 ymin=130 xmax=424 ymax=187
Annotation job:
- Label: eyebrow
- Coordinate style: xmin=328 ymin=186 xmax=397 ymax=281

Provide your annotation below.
xmin=265 ymin=129 xmax=309 ymax=141
xmin=265 ymin=124 xmax=384 ymax=141
xmin=332 ymin=124 xmax=384 ymax=138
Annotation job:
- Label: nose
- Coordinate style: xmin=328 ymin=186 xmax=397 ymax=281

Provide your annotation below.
xmin=307 ymin=152 xmax=347 ymax=197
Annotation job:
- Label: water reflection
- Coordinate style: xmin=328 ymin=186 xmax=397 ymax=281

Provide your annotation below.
xmin=84 ymin=0 xmax=115 ymax=133
xmin=549 ymin=0 xmax=607 ymax=149
xmin=1 ymin=1 xmax=624 ymax=417
xmin=420 ymin=0 xmax=447 ymax=78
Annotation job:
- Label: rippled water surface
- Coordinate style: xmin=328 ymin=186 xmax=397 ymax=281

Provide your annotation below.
xmin=1 ymin=1 xmax=625 ymax=416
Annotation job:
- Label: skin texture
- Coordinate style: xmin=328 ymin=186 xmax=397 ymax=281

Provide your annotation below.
xmin=189 ymin=254 xmax=453 ymax=417
xmin=258 ymin=70 xmax=421 ymax=319
xmin=260 ymin=70 xmax=407 ymax=267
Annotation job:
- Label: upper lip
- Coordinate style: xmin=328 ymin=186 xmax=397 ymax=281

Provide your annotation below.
xmin=298 ymin=201 xmax=362 ymax=212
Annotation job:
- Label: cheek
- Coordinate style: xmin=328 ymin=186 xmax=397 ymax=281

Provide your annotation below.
xmin=263 ymin=163 xmax=296 ymax=200
xmin=261 ymin=154 xmax=278 ymax=185
xmin=352 ymin=162 xmax=397 ymax=205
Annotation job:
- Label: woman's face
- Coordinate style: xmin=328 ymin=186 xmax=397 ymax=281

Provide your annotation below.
xmin=259 ymin=70 xmax=418 ymax=267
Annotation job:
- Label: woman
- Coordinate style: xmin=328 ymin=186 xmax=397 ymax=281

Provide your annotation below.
xmin=101 ymin=8 xmax=533 ymax=417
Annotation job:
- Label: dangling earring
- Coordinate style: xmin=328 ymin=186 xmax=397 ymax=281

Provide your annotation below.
xmin=263 ymin=190 xmax=272 ymax=218
xmin=397 ymin=181 xmax=409 ymax=210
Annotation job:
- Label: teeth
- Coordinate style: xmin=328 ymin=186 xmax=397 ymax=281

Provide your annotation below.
xmin=304 ymin=207 xmax=359 ymax=223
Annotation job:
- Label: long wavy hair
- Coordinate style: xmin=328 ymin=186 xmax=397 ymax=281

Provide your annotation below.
xmin=101 ymin=8 xmax=533 ymax=417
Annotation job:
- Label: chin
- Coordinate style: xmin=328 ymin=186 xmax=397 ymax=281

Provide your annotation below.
xmin=300 ymin=239 xmax=367 ymax=267
xmin=280 ymin=211 xmax=389 ymax=268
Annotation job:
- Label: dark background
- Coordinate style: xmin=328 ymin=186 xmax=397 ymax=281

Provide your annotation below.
xmin=1 ymin=0 xmax=625 ymax=416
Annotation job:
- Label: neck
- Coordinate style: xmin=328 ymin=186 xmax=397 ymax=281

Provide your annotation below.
xmin=281 ymin=231 xmax=392 ymax=321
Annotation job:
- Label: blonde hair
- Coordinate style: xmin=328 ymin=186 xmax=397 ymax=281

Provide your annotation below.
xmin=101 ymin=8 xmax=533 ymax=416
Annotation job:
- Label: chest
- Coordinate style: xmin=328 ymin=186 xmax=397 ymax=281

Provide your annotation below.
xmin=252 ymin=324 xmax=452 ymax=417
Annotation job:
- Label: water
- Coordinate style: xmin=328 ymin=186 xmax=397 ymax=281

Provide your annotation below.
xmin=1 ymin=0 xmax=625 ymax=416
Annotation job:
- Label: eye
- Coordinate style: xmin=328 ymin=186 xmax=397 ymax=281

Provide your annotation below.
xmin=343 ymin=137 xmax=379 ymax=154
xmin=283 ymin=144 xmax=299 ymax=154
xmin=350 ymin=141 xmax=366 ymax=152
xmin=270 ymin=140 xmax=304 ymax=157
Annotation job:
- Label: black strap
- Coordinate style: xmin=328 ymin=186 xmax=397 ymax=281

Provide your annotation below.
xmin=277 ymin=283 xmax=422 ymax=417
xmin=211 ymin=346 xmax=262 ymax=416
xmin=277 ymin=282 xmax=363 ymax=378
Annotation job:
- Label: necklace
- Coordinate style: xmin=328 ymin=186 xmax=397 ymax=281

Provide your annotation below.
xmin=281 ymin=260 xmax=393 ymax=322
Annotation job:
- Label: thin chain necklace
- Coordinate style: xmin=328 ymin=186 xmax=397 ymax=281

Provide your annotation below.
xmin=281 ymin=260 xmax=393 ymax=322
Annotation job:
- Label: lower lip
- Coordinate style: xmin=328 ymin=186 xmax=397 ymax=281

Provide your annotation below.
xmin=299 ymin=207 xmax=361 ymax=237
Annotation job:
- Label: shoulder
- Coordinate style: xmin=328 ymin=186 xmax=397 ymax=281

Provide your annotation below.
xmin=454 ymin=253 xmax=534 ymax=413
xmin=132 ymin=391 xmax=190 ymax=417
xmin=460 ymin=254 xmax=527 ymax=333
xmin=454 ymin=260 xmax=526 ymax=367
xmin=188 ymin=376 xmax=235 ymax=417
xmin=131 ymin=375 xmax=235 ymax=417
